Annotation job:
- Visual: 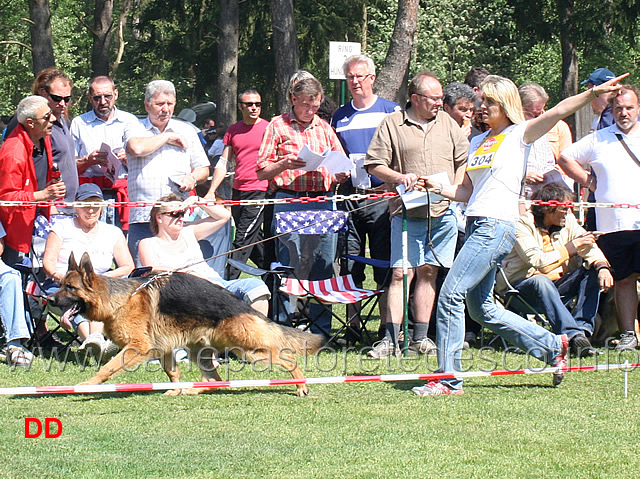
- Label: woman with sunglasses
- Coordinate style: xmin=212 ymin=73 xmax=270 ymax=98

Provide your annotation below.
xmin=412 ymin=73 xmax=627 ymax=396
xmin=139 ymin=194 xmax=270 ymax=316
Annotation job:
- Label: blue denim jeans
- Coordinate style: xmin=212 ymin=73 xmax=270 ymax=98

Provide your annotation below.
xmin=0 ymin=262 xmax=31 ymax=342
xmin=128 ymin=222 xmax=153 ymax=267
xmin=513 ymin=266 xmax=600 ymax=338
xmin=436 ymin=217 xmax=565 ymax=390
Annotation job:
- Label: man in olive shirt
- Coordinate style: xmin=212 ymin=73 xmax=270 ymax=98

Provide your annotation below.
xmin=364 ymin=71 xmax=468 ymax=358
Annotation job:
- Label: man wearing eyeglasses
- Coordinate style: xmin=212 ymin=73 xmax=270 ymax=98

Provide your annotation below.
xmin=364 ymin=71 xmax=468 ymax=358
xmin=70 ymin=76 xmax=140 ymax=230
xmin=205 ymin=89 xmax=269 ymax=279
xmin=330 ymin=55 xmax=400 ymax=342
xmin=0 ymin=96 xmax=66 ymax=266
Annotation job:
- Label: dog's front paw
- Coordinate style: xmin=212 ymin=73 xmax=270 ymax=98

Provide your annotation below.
xmin=77 ymin=378 xmax=102 ymax=386
xmin=163 ymin=389 xmax=182 ymax=397
xmin=179 ymin=387 xmax=201 ymax=395
xmin=296 ymin=386 xmax=309 ymax=397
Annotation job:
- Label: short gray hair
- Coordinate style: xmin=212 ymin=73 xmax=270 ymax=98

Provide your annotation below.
xmin=518 ymin=82 xmax=549 ymax=108
xmin=443 ymin=82 xmax=476 ymax=108
xmin=17 ymin=95 xmax=49 ymax=124
xmin=342 ymin=55 xmax=376 ymax=76
xmin=145 ymin=80 xmax=176 ymax=103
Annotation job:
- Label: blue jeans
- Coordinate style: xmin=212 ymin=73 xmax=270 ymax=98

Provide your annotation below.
xmin=128 ymin=222 xmax=153 ymax=267
xmin=0 ymin=262 xmax=31 ymax=342
xmin=272 ymin=191 xmax=337 ymax=337
xmin=436 ymin=217 xmax=565 ymax=390
xmin=513 ymin=266 xmax=600 ymax=338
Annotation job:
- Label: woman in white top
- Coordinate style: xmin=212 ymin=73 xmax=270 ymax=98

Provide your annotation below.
xmin=138 ymin=194 xmax=270 ymax=316
xmin=43 ymin=183 xmax=134 ymax=355
xmin=412 ymin=73 xmax=626 ymax=396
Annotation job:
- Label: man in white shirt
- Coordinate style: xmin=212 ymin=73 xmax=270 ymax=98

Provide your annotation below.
xmin=124 ymin=80 xmax=210 ymax=264
xmin=559 ymin=84 xmax=640 ymax=350
xmin=70 ymin=76 xmax=140 ymax=229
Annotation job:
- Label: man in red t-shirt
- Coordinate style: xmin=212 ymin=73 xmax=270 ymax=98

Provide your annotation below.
xmin=205 ymin=89 xmax=269 ymax=278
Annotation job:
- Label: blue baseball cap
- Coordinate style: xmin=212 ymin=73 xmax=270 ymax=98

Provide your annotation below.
xmin=581 ymin=68 xmax=616 ymax=86
xmin=75 ymin=183 xmax=104 ymax=201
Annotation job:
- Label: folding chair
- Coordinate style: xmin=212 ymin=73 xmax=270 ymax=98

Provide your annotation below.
xmin=273 ymin=209 xmax=346 ymax=338
xmin=14 ymin=258 xmax=80 ymax=354
xmin=280 ymin=274 xmax=383 ymax=345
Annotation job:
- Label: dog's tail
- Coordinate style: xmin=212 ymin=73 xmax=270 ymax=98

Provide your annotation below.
xmin=261 ymin=319 xmax=325 ymax=355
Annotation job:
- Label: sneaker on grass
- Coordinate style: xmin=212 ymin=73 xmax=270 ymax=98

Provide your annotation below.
xmin=367 ymin=338 xmax=399 ymax=359
xmin=409 ymin=337 xmax=437 ymax=355
xmin=615 ymin=331 xmax=638 ymax=351
xmin=412 ymin=380 xmax=464 ymax=396
xmin=552 ymin=334 xmax=569 ymax=387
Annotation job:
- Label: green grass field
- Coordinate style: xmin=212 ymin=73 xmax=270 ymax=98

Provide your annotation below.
xmin=1 ymin=340 xmax=639 ymax=478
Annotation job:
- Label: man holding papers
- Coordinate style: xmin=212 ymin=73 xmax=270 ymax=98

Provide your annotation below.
xmin=257 ymin=76 xmax=348 ymax=338
xmin=364 ymin=71 xmax=468 ymax=358
xmin=71 ymin=76 xmax=140 ymax=230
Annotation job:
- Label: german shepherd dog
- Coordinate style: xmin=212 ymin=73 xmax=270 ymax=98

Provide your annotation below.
xmin=50 ymin=253 xmax=324 ymax=397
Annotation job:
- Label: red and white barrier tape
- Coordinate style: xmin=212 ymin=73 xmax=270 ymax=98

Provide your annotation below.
xmin=1 ymin=362 xmax=637 ymax=396
xmin=0 ymin=192 xmax=396 ymax=209
xmin=0 ymin=196 xmax=637 ymax=210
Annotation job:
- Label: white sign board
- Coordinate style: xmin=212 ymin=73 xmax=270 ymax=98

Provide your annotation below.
xmin=329 ymin=41 xmax=361 ymax=80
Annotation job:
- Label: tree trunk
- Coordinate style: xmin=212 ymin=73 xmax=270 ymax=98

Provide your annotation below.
xmin=91 ymin=0 xmax=114 ymax=77
xmin=558 ymin=0 xmax=578 ymax=136
xmin=271 ymin=0 xmax=299 ymax=113
xmin=29 ymin=0 xmax=55 ymax=75
xmin=374 ymin=0 xmax=419 ymax=104
xmin=217 ymin=0 xmax=239 ymax=131
xmin=112 ymin=0 xmax=133 ymax=79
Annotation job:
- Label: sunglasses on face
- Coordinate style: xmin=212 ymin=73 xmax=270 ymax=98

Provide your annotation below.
xmin=47 ymin=91 xmax=72 ymax=103
xmin=33 ymin=110 xmax=54 ymax=122
xmin=163 ymin=210 xmax=186 ymax=218
xmin=92 ymin=94 xmax=114 ymax=102
xmin=241 ymin=102 xmax=261 ymax=107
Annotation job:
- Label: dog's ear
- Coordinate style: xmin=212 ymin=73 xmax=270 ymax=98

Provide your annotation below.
xmin=78 ymin=252 xmax=95 ymax=280
xmin=68 ymin=252 xmax=79 ymax=272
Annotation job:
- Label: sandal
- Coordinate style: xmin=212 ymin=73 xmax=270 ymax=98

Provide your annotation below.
xmin=7 ymin=346 xmax=34 ymax=368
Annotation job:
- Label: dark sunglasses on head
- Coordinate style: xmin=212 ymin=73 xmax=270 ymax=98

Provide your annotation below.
xmin=164 ymin=210 xmax=186 ymax=218
xmin=241 ymin=102 xmax=261 ymax=107
xmin=47 ymin=91 xmax=72 ymax=103
xmin=92 ymin=94 xmax=114 ymax=102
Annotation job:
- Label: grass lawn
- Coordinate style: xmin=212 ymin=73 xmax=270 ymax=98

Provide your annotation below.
xmin=1 ymin=340 xmax=639 ymax=478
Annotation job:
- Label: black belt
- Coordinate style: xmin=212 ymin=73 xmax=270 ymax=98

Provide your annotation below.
xmin=354 ymin=186 xmax=387 ymax=195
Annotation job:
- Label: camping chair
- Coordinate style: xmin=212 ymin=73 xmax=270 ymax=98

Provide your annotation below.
xmin=279 ymin=273 xmax=383 ymax=345
xmin=274 ymin=209 xmax=385 ymax=344
xmin=14 ymin=258 xmax=80 ymax=354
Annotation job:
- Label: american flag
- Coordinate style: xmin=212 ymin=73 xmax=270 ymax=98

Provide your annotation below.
xmin=275 ymin=210 xmax=348 ymax=235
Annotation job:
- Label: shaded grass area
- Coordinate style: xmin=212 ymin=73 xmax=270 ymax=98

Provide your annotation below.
xmin=1 ymin=346 xmax=640 ymax=478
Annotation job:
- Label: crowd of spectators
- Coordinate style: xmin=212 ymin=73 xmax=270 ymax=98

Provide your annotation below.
xmin=1 ymin=59 xmax=638 ymax=393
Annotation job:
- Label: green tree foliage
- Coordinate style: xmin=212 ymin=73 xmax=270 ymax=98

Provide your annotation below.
xmin=1 ymin=0 xmax=640 ymax=119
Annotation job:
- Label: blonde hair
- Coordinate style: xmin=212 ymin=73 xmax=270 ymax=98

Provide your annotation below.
xmin=480 ymin=75 xmax=525 ymax=125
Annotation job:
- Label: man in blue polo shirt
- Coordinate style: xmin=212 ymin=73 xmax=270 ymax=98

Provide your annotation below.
xmin=331 ymin=54 xmax=400 ymax=342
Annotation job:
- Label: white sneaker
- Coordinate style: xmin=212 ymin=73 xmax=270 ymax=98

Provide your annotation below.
xmin=78 ymin=332 xmax=106 ymax=358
